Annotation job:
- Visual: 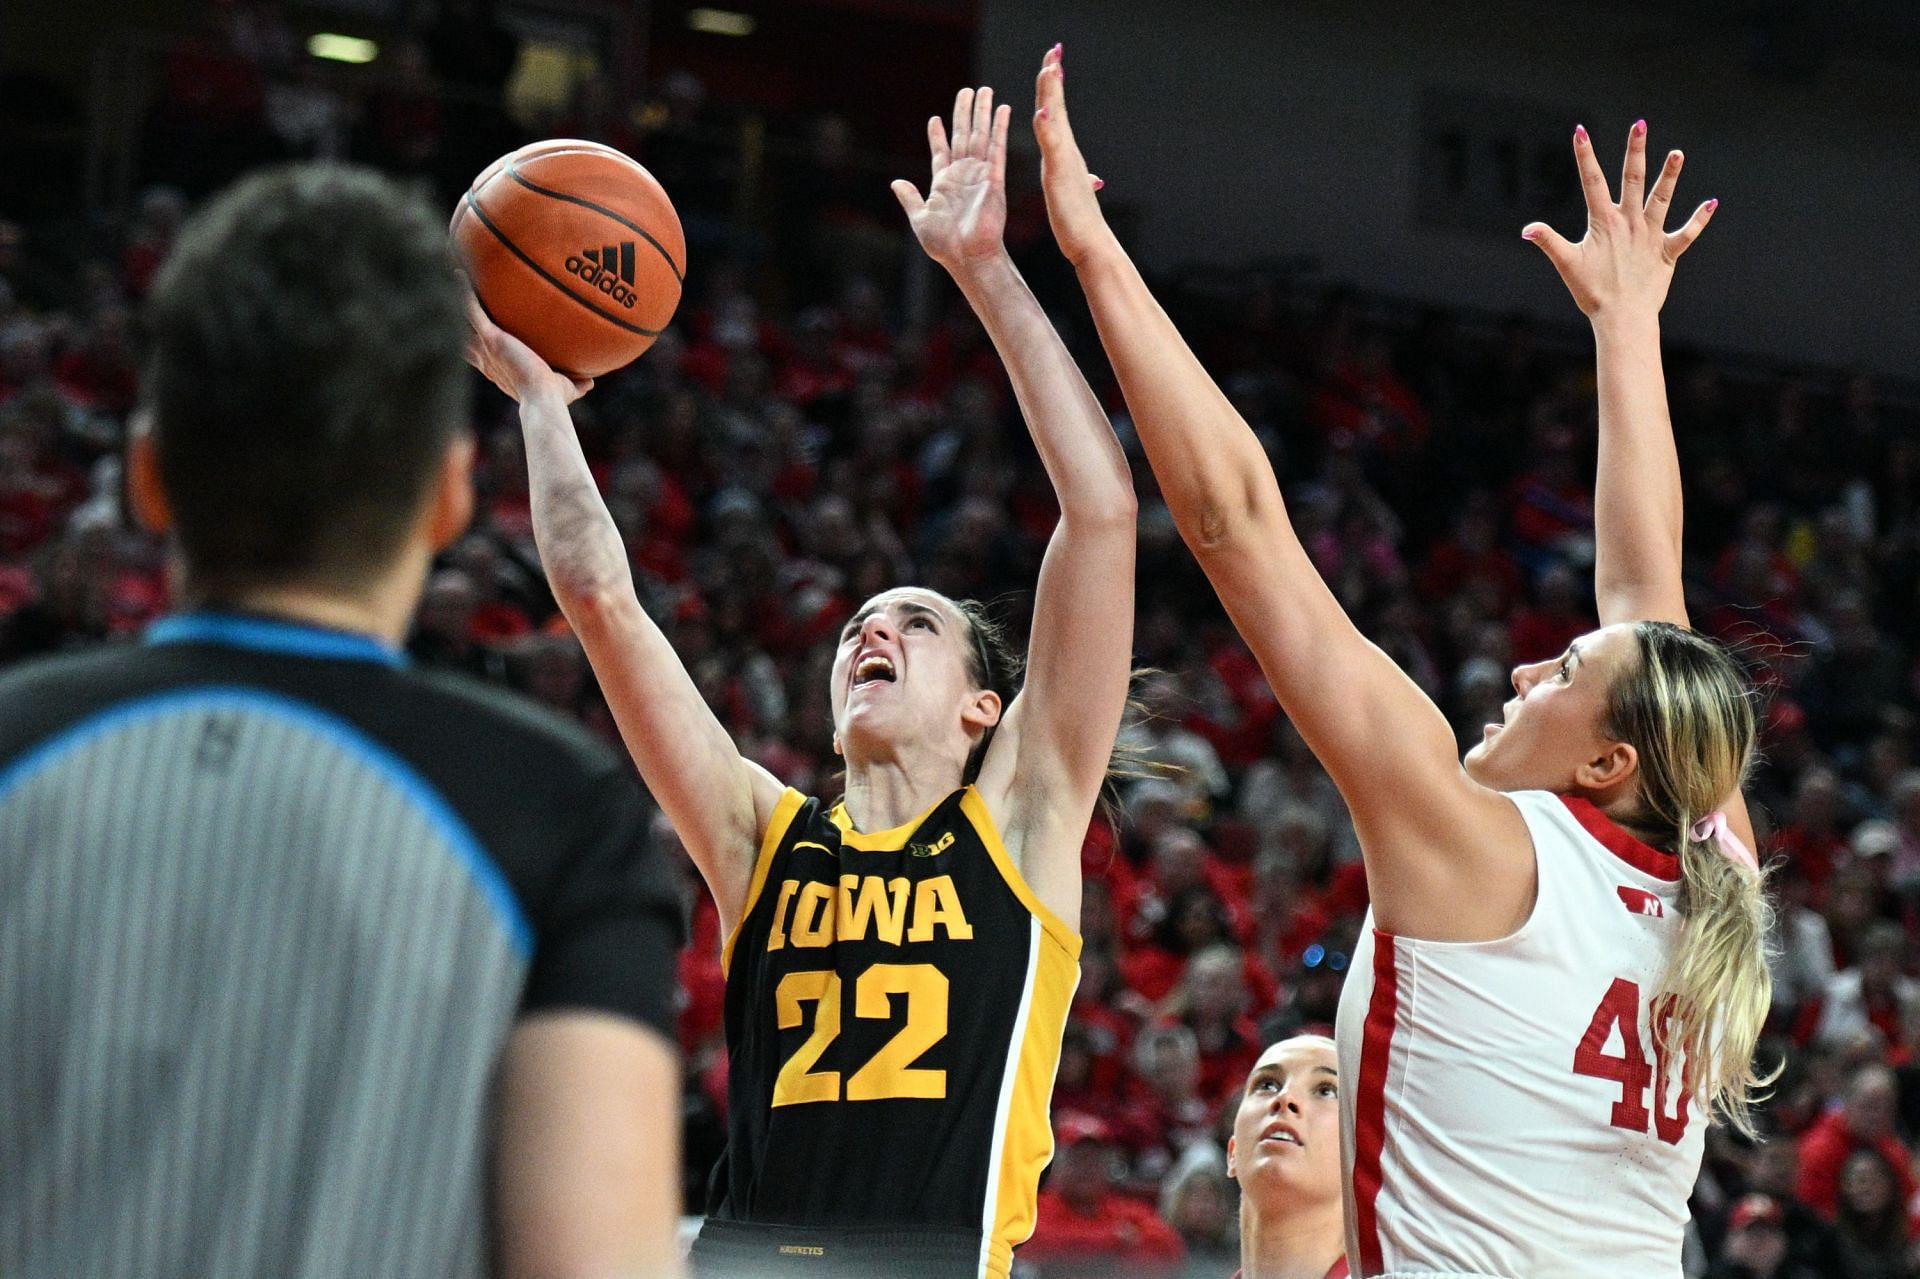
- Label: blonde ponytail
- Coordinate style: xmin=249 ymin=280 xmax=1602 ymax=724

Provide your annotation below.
xmin=1606 ymin=621 xmax=1776 ymax=1136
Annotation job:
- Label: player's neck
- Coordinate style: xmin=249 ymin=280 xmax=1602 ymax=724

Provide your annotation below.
xmin=840 ymin=753 xmax=966 ymax=832
xmin=1239 ymin=1195 xmax=1345 ymax=1279
xmin=179 ymin=545 xmax=429 ymax=649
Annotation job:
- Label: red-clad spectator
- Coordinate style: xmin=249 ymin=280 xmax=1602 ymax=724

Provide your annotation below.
xmin=1070 ymin=946 xmax=1143 ymax=1093
xmin=1308 ymin=332 xmax=1429 ymax=455
xmin=1122 ymin=882 xmax=1239 ymax=1004
xmin=1831 ymin=1148 xmax=1909 ymax=1273
xmin=1112 ymin=1024 xmax=1216 ymax=1185
xmin=1417 ymin=498 xmax=1524 ymax=615
xmin=1122 ymin=825 xmax=1243 ymax=950
xmin=1246 ymin=849 xmax=1331 ymax=976
xmin=1775 ymin=766 xmax=1850 ymax=901
xmin=1508 ymin=562 xmax=1594 ymax=665
xmin=1025 ymin=1114 xmax=1185 ymax=1277
xmin=1160 ymin=944 xmax=1266 ymax=1103
xmin=1795 ymin=1065 xmax=1916 ymax=1223
xmin=1504 ymin=425 xmax=1593 ymax=557
xmin=1793 ymin=923 xmax=1919 ymax=1054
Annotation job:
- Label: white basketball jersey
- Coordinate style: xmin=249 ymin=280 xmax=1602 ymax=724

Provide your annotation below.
xmin=1335 ymin=791 xmax=1704 ymax=1279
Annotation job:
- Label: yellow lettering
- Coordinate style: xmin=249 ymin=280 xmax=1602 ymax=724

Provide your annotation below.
xmin=838 ymin=874 xmax=911 ymax=946
xmin=767 ymin=879 xmax=800 ymax=952
xmin=907 ymin=875 xmax=973 ymax=942
xmin=790 ymin=882 xmax=835 ymax=948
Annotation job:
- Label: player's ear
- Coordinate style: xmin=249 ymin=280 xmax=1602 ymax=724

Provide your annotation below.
xmin=424 ymin=432 xmax=476 ymax=553
xmin=1225 ymin=1133 xmax=1239 ymax=1180
xmin=1575 ymin=739 xmax=1638 ymax=794
xmin=126 ymin=410 xmax=172 ymax=535
xmin=963 ymin=687 xmax=1002 ymax=732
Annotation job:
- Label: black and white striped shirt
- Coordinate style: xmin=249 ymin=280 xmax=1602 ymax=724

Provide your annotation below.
xmin=0 ymin=612 xmax=681 ymax=1279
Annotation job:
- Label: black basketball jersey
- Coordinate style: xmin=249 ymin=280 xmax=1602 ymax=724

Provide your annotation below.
xmin=706 ymin=785 xmax=1080 ymax=1277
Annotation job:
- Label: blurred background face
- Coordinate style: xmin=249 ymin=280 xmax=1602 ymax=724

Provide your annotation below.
xmin=1227 ymin=1038 xmax=1341 ymax=1208
xmin=1845 ymin=1067 xmax=1897 ymax=1141
xmin=1841 ymin=1150 xmax=1895 ymax=1217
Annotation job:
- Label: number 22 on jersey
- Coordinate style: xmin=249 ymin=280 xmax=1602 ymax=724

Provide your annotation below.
xmin=1572 ymin=977 xmax=1689 ymax=1144
xmin=773 ymin=962 xmax=949 ymax=1106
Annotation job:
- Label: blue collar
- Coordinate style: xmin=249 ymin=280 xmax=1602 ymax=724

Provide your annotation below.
xmin=145 ymin=611 xmax=407 ymax=668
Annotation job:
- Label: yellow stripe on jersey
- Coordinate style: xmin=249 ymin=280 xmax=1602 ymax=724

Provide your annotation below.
xmin=952 ymin=786 xmax=1082 ymax=1271
xmin=722 ymin=786 xmax=806 ymax=977
xmin=988 ymin=924 xmax=1079 ymax=1267
xmin=959 ymin=788 xmax=1081 ymax=960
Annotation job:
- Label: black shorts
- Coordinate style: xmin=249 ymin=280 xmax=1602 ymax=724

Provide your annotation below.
xmin=689 ymin=1219 xmax=986 ymax=1278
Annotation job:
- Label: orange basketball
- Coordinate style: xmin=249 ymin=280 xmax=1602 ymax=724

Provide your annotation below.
xmin=451 ymin=139 xmax=685 ymax=379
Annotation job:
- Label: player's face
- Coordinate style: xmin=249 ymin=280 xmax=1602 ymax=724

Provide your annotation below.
xmin=1226 ymin=1039 xmax=1341 ymax=1205
xmin=830 ymin=588 xmax=994 ymax=759
xmin=1463 ymin=623 xmax=1637 ymax=795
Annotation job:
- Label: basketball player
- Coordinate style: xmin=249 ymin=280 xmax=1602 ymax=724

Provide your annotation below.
xmin=0 ymin=167 xmax=684 ymax=1279
xmin=1034 ymin=50 xmax=1769 ymax=1278
xmin=1226 ymin=1036 xmax=1348 ymax=1279
xmin=468 ymin=83 xmax=1135 ymax=1277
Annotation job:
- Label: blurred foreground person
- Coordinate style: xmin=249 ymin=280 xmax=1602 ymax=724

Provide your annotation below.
xmin=0 ymin=165 xmax=683 ymax=1279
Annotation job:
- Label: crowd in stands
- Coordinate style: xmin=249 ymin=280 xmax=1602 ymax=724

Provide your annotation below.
xmin=5 ymin=8 xmax=1920 ymax=1274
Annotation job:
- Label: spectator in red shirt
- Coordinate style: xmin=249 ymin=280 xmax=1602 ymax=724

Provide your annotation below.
xmin=1114 ymin=1023 xmax=1217 ymax=1186
xmin=1776 ymin=766 xmax=1849 ymax=901
xmin=1795 ymin=1064 xmax=1916 ymax=1221
xmin=1024 ymin=1113 xmax=1184 ymax=1276
xmin=1507 ymin=562 xmax=1593 ymax=665
xmin=1226 ymin=1035 xmax=1349 ymax=1279
xmin=1162 ymin=944 xmax=1266 ymax=1104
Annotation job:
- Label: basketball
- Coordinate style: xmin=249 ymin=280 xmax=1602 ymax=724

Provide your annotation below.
xmin=451 ymin=139 xmax=685 ymax=379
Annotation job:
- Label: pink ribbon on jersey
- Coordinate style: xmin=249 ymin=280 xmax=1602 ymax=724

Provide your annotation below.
xmin=1690 ymin=811 xmax=1758 ymax=872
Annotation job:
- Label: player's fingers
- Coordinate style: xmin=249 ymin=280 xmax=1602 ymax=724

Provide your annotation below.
xmin=1644 ymin=150 xmax=1683 ymax=226
xmin=927 ymin=115 xmax=949 ymax=172
xmin=988 ymin=103 xmax=1011 ymax=187
xmin=1571 ymin=125 xmax=1612 ymax=218
xmin=972 ymin=86 xmax=994 ymax=159
xmin=1620 ymin=118 xmax=1648 ymax=208
xmin=567 ymin=377 xmax=594 ymax=402
xmin=1521 ymin=222 xmax=1577 ymax=273
xmin=1035 ymin=45 xmax=1068 ymax=132
xmin=951 ymin=87 xmax=975 ymax=158
xmin=1665 ymin=198 xmax=1718 ymax=261
xmin=890 ymin=179 xmax=927 ymax=219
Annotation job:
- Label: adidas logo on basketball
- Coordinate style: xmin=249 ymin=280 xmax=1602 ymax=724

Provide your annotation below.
xmin=563 ymin=243 xmax=638 ymax=309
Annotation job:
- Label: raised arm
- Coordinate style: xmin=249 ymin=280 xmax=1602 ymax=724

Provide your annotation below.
xmin=1522 ymin=122 xmax=1716 ymax=628
xmin=465 ymin=311 xmax=784 ymax=941
xmin=1031 ymin=49 xmax=1525 ymax=938
xmin=891 ymin=84 xmax=1136 ymax=924
xmin=1521 ymin=125 xmax=1756 ymax=845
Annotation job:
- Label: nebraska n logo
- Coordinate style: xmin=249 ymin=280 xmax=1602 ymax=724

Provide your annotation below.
xmin=564 ymin=242 xmax=638 ymax=309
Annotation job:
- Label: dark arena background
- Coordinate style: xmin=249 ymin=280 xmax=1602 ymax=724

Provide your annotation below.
xmin=3 ymin=0 xmax=1919 ymax=1274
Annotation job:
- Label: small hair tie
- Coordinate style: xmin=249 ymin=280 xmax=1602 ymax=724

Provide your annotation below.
xmin=1689 ymin=810 xmax=1758 ymax=872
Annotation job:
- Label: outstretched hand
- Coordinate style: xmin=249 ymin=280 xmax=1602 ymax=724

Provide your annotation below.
xmin=463 ymin=290 xmax=594 ymax=406
xmin=1523 ymin=121 xmax=1717 ymax=319
xmin=893 ymin=86 xmax=1010 ymax=271
xmin=1031 ymin=44 xmax=1111 ymax=268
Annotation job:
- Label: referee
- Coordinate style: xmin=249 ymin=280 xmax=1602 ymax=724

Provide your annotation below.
xmin=0 ymin=167 xmax=683 ymax=1278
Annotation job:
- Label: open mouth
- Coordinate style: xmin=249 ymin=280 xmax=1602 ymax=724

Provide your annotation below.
xmin=1259 ymin=1123 xmax=1303 ymax=1148
xmin=853 ymin=654 xmax=897 ymax=691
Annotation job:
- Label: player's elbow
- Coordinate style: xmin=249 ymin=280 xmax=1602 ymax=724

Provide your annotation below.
xmin=1189 ymin=478 xmax=1279 ymax=555
xmin=1061 ymin=484 xmax=1138 ymax=532
xmin=557 ymin=583 xmax=639 ymax=636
